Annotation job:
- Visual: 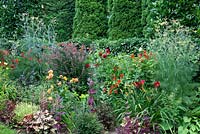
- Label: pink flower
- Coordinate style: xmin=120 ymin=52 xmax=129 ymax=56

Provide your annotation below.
xmin=105 ymin=48 xmax=111 ymax=54
xmin=88 ymin=96 xmax=94 ymax=106
xmin=140 ymin=80 xmax=145 ymax=85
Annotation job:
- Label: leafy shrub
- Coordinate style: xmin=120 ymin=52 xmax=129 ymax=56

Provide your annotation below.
xmin=116 ymin=115 xmax=160 ymax=134
xmin=6 ymin=17 xmax=54 ymax=86
xmin=47 ymin=43 xmax=89 ymax=94
xmin=0 ymin=123 xmax=16 ymax=134
xmin=96 ymin=103 xmax=116 ymax=131
xmin=21 ymin=110 xmax=66 ymax=134
xmin=0 ymin=100 xmax=16 ymax=124
xmin=0 ymin=91 xmax=7 ymax=111
xmin=14 ymin=102 xmax=39 ymax=122
xmin=95 ymin=37 xmax=148 ymax=55
xmin=73 ymin=112 xmax=103 ymax=134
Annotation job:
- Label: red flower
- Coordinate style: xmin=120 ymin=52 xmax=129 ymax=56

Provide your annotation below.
xmin=133 ymin=80 xmax=145 ymax=88
xmin=105 ymin=48 xmax=111 ymax=54
xmin=120 ymin=74 xmax=124 ymax=79
xmin=113 ymin=66 xmax=118 ymax=71
xmin=133 ymin=82 xmax=140 ymax=88
xmin=103 ymin=88 xmax=107 ymax=93
xmin=138 ymin=53 xmax=143 ymax=58
xmin=112 ymin=76 xmax=117 ymax=81
xmin=154 ymin=81 xmax=160 ymax=88
xmin=117 ymin=79 xmax=121 ymax=84
xmin=10 ymin=64 xmax=15 ymax=69
xmin=21 ymin=52 xmax=25 ymax=57
xmin=102 ymin=54 xmax=107 ymax=58
xmin=85 ymin=63 xmax=90 ymax=68
xmin=114 ymin=90 xmax=118 ymax=94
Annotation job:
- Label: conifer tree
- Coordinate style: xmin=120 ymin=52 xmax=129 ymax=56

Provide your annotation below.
xmin=73 ymin=0 xmax=108 ymax=40
xmin=108 ymin=0 xmax=143 ymax=40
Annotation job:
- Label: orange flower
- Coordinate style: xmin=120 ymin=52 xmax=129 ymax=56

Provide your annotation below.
xmin=114 ymin=90 xmax=118 ymax=94
xmin=130 ymin=54 xmax=135 ymax=59
xmin=108 ymin=89 xmax=112 ymax=95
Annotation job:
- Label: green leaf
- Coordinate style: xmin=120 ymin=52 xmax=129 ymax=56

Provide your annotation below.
xmin=183 ymin=116 xmax=191 ymax=123
xmin=178 ymin=126 xmax=189 ymax=134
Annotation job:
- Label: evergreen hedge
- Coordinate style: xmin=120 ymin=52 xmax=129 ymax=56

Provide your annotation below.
xmin=73 ymin=0 xmax=108 ymax=40
xmin=108 ymin=0 xmax=143 ymax=40
xmin=41 ymin=0 xmax=75 ymax=42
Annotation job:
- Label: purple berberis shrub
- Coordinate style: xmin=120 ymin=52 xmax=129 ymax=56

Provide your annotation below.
xmin=116 ymin=115 xmax=160 ymax=134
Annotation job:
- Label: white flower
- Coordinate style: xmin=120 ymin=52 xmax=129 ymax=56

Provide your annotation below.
xmin=139 ymin=47 xmax=143 ymax=52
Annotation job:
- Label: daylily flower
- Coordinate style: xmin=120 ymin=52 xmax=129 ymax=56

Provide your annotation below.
xmin=85 ymin=63 xmax=90 ymax=68
xmin=48 ymin=70 xmax=53 ymax=74
xmin=70 ymin=78 xmax=79 ymax=83
xmin=105 ymin=48 xmax=111 ymax=54
xmin=102 ymin=54 xmax=107 ymax=58
xmin=154 ymin=81 xmax=160 ymax=88
xmin=63 ymin=76 xmax=68 ymax=81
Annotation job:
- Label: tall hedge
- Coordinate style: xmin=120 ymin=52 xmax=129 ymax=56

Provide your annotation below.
xmin=41 ymin=0 xmax=75 ymax=42
xmin=0 ymin=0 xmax=43 ymax=40
xmin=108 ymin=0 xmax=143 ymax=40
xmin=73 ymin=0 xmax=108 ymax=40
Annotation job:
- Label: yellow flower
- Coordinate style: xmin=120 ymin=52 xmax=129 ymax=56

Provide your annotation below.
xmin=48 ymin=97 xmax=53 ymax=101
xmin=63 ymin=76 xmax=68 ymax=81
xmin=70 ymin=78 xmax=79 ymax=83
xmin=50 ymin=85 xmax=54 ymax=89
xmin=79 ymin=94 xmax=89 ymax=99
xmin=47 ymin=89 xmax=52 ymax=94
xmin=48 ymin=70 xmax=53 ymax=74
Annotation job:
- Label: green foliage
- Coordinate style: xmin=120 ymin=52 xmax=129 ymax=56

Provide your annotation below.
xmin=41 ymin=0 xmax=75 ymax=42
xmin=0 ymin=0 xmax=43 ymax=40
xmin=73 ymin=0 xmax=108 ymax=40
xmin=95 ymin=37 xmax=148 ymax=54
xmin=178 ymin=116 xmax=200 ymax=134
xmin=141 ymin=0 xmax=200 ymax=38
xmin=108 ymin=0 xmax=142 ymax=40
xmin=74 ymin=112 xmax=103 ymax=134
xmin=0 ymin=91 xmax=7 ymax=111
xmin=14 ymin=102 xmax=39 ymax=122
xmin=149 ymin=23 xmax=199 ymax=96
xmin=0 ymin=123 xmax=16 ymax=134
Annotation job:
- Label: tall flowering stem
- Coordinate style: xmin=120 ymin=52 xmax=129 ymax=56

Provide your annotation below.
xmin=87 ymin=78 xmax=96 ymax=112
